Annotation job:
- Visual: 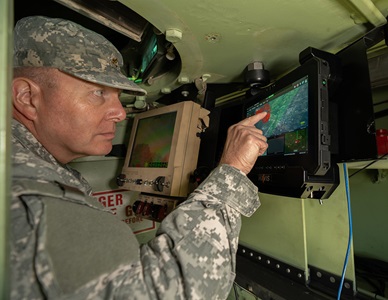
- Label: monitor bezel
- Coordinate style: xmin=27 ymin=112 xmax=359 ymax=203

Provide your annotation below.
xmin=122 ymin=101 xmax=208 ymax=197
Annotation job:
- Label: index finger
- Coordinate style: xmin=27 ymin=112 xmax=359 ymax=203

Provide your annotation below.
xmin=240 ymin=111 xmax=268 ymax=126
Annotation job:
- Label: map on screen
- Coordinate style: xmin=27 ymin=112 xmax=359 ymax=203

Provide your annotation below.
xmin=246 ymin=76 xmax=309 ymax=155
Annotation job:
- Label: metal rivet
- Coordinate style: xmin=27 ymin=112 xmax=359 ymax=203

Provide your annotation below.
xmin=205 ymin=33 xmax=221 ymax=43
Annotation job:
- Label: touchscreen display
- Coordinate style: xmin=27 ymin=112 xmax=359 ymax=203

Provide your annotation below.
xmin=246 ymin=75 xmax=309 ymax=156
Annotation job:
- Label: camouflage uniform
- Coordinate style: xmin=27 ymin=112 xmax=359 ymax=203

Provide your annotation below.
xmin=11 ymin=119 xmax=260 ymax=299
xmin=11 ymin=15 xmax=261 ymax=299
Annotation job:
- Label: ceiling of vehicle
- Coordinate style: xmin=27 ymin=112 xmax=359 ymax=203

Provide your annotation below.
xmin=14 ymin=0 xmax=388 ymax=104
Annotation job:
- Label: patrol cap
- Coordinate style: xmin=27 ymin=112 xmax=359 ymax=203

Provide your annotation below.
xmin=14 ymin=15 xmax=146 ymax=95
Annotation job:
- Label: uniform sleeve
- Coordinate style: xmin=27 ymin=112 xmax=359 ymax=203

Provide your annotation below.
xmin=11 ymin=164 xmax=260 ymax=300
xmin=138 ymin=164 xmax=260 ymax=299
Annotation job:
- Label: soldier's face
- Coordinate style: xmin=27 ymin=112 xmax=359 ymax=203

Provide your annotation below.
xmin=35 ymin=70 xmax=126 ymax=163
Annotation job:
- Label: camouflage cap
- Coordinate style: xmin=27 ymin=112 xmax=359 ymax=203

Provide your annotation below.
xmin=14 ymin=15 xmax=146 ymax=95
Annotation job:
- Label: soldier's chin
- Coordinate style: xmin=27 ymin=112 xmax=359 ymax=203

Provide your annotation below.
xmin=89 ymin=144 xmax=113 ymax=157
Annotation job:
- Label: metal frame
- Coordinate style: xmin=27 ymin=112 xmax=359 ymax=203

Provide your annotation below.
xmin=0 ymin=0 xmax=13 ymax=299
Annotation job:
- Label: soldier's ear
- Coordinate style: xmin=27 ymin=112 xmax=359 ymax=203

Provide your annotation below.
xmin=12 ymin=78 xmax=43 ymax=121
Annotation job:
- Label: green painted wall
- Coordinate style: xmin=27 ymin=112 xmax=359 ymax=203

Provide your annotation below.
xmin=0 ymin=0 xmax=13 ymax=298
xmin=349 ymin=169 xmax=388 ymax=262
xmin=239 ymin=165 xmax=357 ymax=287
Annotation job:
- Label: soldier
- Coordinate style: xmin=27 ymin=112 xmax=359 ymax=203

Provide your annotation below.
xmin=11 ymin=15 xmax=268 ymax=299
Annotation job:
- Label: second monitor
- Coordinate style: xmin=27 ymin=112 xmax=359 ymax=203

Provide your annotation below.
xmin=119 ymin=101 xmax=210 ymax=197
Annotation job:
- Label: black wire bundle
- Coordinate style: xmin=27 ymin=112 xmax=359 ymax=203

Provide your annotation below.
xmin=349 ymin=152 xmax=388 ymax=178
xmin=355 ymin=255 xmax=388 ymax=297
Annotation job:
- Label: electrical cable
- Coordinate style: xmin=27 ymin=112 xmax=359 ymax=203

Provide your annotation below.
xmin=355 ymin=252 xmax=388 ymax=296
xmin=373 ymin=99 xmax=388 ymax=106
xmin=358 ymin=287 xmax=388 ymax=300
xmin=337 ymin=163 xmax=353 ymax=300
xmin=349 ymin=152 xmax=388 ymax=178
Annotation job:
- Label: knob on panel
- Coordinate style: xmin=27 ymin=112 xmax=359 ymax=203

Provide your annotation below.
xmin=116 ymin=174 xmax=126 ymax=186
xmin=143 ymin=201 xmax=153 ymax=216
xmin=151 ymin=204 xmax=167 ymax=222
xmin=132 ymin=200 xmax=144 ymax=214
xmin=154 ymin=176 xmax=165 ymax=192
xmin=131 ymin=194 xmax=179 ymax=222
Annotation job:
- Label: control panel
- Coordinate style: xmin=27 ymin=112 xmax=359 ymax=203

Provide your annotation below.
xmin=132 ymin=193 xmax=182 ymax=222
xmin=117 ymin=174 xmax=171 ymax=193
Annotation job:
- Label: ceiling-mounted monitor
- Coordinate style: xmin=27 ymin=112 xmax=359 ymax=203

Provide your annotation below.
xmin=243 ymin=49 xmax=339 ymax=199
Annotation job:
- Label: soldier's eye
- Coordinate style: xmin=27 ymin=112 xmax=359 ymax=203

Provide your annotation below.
xmin=93 ymin=90 xmax=104 ymax=97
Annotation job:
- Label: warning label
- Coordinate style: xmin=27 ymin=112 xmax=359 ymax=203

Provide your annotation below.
xmin=92 ymin=189 xmax=156 ymax=234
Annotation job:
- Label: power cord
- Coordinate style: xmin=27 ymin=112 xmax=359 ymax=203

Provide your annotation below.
xmin=337 ymin=163 xmax=353 ymax=300
xmin=349 ymin=152 xmax=388 ymax=178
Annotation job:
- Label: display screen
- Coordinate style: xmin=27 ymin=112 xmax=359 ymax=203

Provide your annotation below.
xmin=128 ymin=111 xmax=177 ymax=168
xmin=140 ymin=35 xmax=158 ymax=74
xmin=246 ymin=75 xmax=309 ymax=157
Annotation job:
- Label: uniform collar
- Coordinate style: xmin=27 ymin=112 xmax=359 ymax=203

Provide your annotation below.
xmin=11 ymin=119 xmax=93 ymax=195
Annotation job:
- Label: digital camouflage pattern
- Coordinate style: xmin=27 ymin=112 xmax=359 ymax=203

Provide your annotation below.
xmin=13 ymin=16 xmax=146 ymax=95
xmin=11 ymin=119 xmax=261 ymax=299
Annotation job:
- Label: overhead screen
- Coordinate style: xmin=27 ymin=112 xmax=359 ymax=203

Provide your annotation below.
xmin=243 ymin=50 xmax=339 ymax=199
xmin=246 ymin=75 xmax=309 ymax=158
